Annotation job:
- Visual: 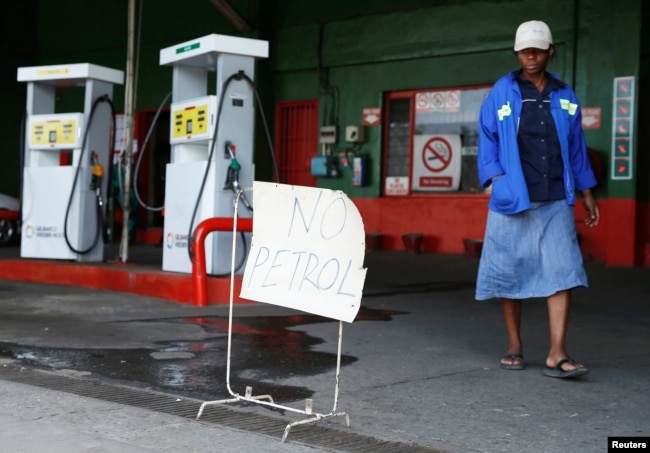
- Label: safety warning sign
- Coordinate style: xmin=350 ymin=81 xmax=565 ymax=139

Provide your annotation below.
xmin=412 ymin=134 xmax=462 ymax=191
xmin=415 ymin=90 xmax=462 ymax=114
xmin=610 ymin=76 xmax=635 ymax=180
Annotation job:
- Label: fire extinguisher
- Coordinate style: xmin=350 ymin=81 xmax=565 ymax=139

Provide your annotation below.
xmin=352 ymin=155 xmax=367 ymax=186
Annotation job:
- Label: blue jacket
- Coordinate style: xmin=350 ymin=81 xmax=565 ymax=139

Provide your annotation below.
xmin=478 ymin=70 xmax=597 ymax=214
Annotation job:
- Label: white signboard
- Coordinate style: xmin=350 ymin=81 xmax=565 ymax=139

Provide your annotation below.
xmin=113 ymin=114 xmax=139 ymax=163
xmin=240 ymin=182 xmax=367 ymax=323
xmin=384 ymin=176 xmax=409 ymax=196
xmin=412 ymin=134 xmax=462 ymax=191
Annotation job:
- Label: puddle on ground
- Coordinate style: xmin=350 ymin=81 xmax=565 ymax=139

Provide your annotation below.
xmin=0 ymin=307 xmax=404 ymax=402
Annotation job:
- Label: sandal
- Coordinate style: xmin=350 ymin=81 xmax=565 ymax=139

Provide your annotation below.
xmin=542 ymin=358 xmax=589 ymax=379
xmin=500 ymin=353 xmax=525 ymax=370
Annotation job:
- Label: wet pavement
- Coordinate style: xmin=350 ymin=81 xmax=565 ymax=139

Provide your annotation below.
xmin=0 ymin=307 xmax=398 ymax=403
xmin=0 ymin=244 xmax=649 ymax=452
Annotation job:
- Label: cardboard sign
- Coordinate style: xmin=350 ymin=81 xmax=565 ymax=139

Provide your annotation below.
xmin=240 ymin=181 xmax=367 ymax=323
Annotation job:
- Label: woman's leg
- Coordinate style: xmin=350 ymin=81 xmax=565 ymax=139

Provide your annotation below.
xmin=501 ymin=298 xmax=524 ymax=367
xmin=546 ymin=290 xmax=585 ymax=371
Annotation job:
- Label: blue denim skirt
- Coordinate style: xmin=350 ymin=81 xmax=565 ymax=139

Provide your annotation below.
xmin=475 ymin=200 xmax=588 ymax=300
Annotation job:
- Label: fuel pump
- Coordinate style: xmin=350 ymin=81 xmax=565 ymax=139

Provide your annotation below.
xmin=159 ymin=34 xmax=268 ymax=274
xmin=17 ymin=63 xmax=124 ymax=262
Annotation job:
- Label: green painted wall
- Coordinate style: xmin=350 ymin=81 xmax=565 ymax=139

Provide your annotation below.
xmin=638 ymin=1 xmax=650 ymax=202
xmin=574 ymin=0 xmax=643 ymax=199
xmin=267 ymin=0 xmax=643 ymax=199
xmin=1 ymin=0 xmax=645 ymax=203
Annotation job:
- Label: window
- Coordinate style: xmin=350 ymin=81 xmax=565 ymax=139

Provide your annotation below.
xmin=383 ymin=85 xmax=491 ymax=196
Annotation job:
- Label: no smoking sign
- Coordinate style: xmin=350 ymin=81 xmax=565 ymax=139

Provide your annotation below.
xmin=412 ymin=134 xmax=462 ymax=191
xmin=422 ymin=137 xmax=453 ymax=172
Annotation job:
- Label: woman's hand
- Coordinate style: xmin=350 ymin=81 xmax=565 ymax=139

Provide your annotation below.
xmin=581 ymin=189 xmax=600 ymax=227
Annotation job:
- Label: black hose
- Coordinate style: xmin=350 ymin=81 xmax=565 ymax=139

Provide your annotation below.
xmin=132 ymin=91 xmax=171 ymax=212
xmin=63 ymin=95 xmax=115 ymax=255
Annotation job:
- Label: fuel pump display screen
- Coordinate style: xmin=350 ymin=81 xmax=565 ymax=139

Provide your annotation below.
xmin=170 ymin=96 xmax=216 ymax=144
xmin=28 ymin=113 xmax=84 ymax=149
xmin=172 ymin=105 xmax=205 ymax=139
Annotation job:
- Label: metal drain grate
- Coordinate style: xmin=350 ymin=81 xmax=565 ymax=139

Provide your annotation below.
xmin=0 ymin=365 xmax=441 ymax=453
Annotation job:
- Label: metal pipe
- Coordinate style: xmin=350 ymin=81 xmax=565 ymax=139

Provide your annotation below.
xmin=191 ymin=216 xmax=252 ymax=307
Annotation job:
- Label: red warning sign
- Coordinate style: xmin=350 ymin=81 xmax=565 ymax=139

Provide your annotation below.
xmin=362 ymin=107 xmax=381 ymax=126
xmin=582 ymin=107 xmax=601 ymax=129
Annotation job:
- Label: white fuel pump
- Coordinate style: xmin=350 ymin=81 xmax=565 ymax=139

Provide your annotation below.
xmin=17 ymin=63 xmax=124 ymax=262
xmin=159 ymin=34 xmax=268 ymax=274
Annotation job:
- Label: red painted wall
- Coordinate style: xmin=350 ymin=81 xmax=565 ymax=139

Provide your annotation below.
xmin=353 ymin=196 xmax=489 ymax=254
xmin=639 ymin=201 xmax=650 ymax=266
xmin=353 ymin=197 xmax=649 ymax=267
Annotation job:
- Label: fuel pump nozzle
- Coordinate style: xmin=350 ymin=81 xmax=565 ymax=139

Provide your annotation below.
xmin=223 ymin=144 xmax=241 ymax=192
xmin=90 ymin=152 xmax=104 ymax=207
xmin=223 ymin=142 xmax=253 ymax=213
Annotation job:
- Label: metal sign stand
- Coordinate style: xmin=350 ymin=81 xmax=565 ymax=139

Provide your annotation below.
xmin=195 ymin=188 xmax=351 ymax=442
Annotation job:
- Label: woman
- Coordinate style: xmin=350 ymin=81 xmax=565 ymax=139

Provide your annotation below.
xmin=476 ymin=20 xmax=600 ymax=379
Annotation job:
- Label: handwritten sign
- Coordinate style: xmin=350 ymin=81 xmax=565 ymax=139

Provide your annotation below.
xmin=240 ymin=181 xmax=367 ymax=323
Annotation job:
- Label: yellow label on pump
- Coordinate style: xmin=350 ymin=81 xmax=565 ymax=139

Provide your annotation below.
xmin=37 ymin=68 xmax=70 ymax=76
xmin=171 ymin=103 xmax=210 ymax=139
xmin=30 ymin=118 xmax=78 ymax=147
xmin=169 ymin=96 xmax=216 ymax=145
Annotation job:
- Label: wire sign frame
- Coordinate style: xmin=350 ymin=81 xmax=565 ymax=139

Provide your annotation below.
xmin=195 ymin=186 xmax=366 ymax=442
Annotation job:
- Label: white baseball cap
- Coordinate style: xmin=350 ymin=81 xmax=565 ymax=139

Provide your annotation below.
xmin=514 ymin=20 xmax=553 ymax=51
